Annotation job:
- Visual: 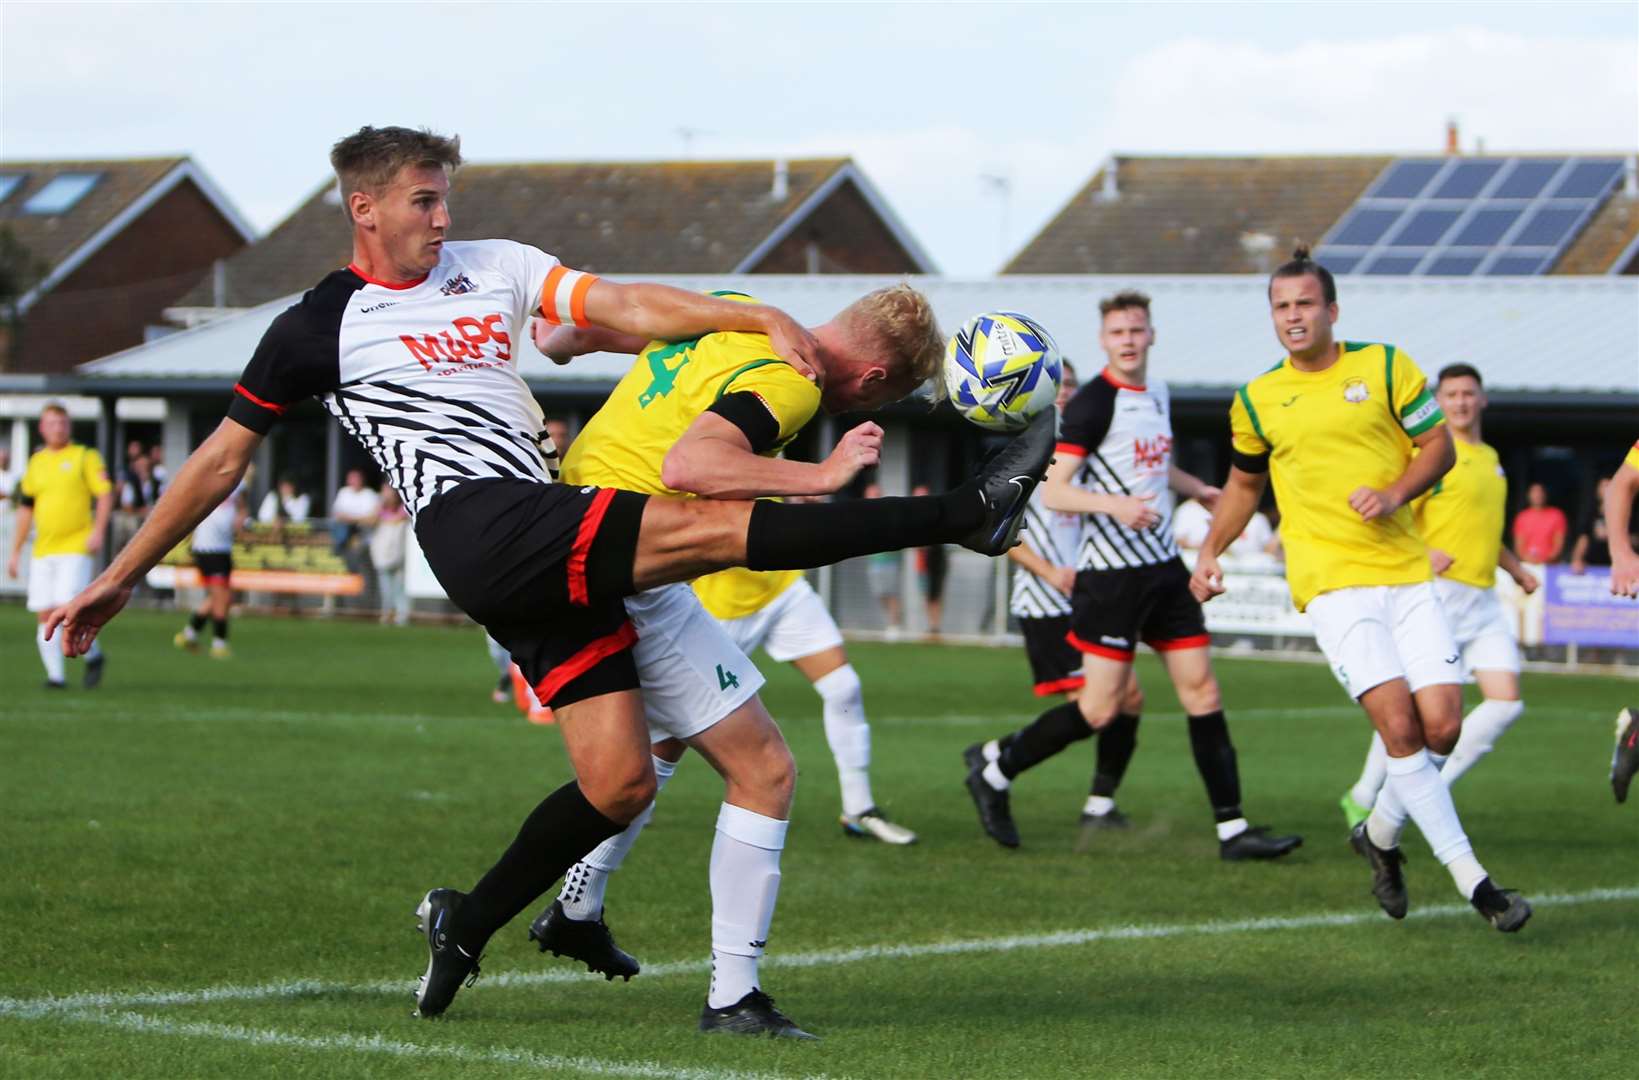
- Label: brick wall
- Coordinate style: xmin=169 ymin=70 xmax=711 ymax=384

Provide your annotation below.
xmin=750 ymin=180 xmax=922 ymax=274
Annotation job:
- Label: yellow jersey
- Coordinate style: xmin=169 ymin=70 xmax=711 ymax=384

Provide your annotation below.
xmin=1413 ymin=437 xmax=1507 ymax=589
xmin=19 ymin=443 xmax=112 ymax=557
xmin=562 ymin=291 xmax=818 ymax=618
xmin=1230 ymin=340 xmax=1443 ymax=611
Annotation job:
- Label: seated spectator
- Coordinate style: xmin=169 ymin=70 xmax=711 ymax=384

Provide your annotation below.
xmin=330 ymin=469 xmax=381 ymax=553
xmin=149 ymin=445 xmax=168 ymax=489
xmin=1174 ymin=497 xmax=1279 ymax=559
xmin=1513 ymin=482 xmax=1567 ymax=564
xmin=257 ymin=477 xmax=311 ymax=524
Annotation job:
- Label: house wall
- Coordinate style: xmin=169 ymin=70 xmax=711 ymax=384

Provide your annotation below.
xmin=750 ymin=180 xmax=922 ymax=274
xmin=8 ymin=182 xmax=247 ymax=374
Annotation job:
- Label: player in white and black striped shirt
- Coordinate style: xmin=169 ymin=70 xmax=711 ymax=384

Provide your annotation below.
xmin=966 ymin=291 xmax=1300 ymax=859
xmin=47 ymin=126 xmax=1055 ymax=1032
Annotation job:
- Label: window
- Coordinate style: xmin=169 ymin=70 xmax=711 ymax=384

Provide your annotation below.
xmin=22 ymin=172 xmax=101 ymax=214
xmin=0 ymin=174 xmax=23 ymax=203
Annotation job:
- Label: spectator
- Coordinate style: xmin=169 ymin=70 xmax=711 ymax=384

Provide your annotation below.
xmin=257 ymin=477 xmax=311 ymax=524
xmin=1512 ymin=482 xmax=1567 ymax=564
xmin=1174 ymin=496 xmax=1279 ymax=559
xmin=1571 ymin=477 xmax=1616 ymax=574
xmin=149 ymin=444 xmax=168 ymax=489
xmin=119 ymin=455 xmax=160 ymax=516
xmin=544 ymin=416 xmax=572 ymax=476
xmin=369 ymin=486 xmax=412 ymax=625
xmin=329 ymin=469 xmax=380 ymax=548
xmin=0 ymin=447 xmax=18 ymax=504
xmin=862 ymin=482 xmax=902 ymax=637
xmin=912 ymin=483 xmax=948 ymax=636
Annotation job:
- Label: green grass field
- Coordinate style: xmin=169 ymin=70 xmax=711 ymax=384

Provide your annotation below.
xmin=2 ymin=603 xmax=1634 ymax=1079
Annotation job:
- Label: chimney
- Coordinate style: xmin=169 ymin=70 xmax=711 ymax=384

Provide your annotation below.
xmin=1098 ymin=156 xmax=1119 ymax=201
xmin=1445 ymin=118 xmax=1460 ymax=156
xmin=772 ymin=159 xmax=789 ymax=201
xmin=1626 ymin=155 xmax=1638 ymax=199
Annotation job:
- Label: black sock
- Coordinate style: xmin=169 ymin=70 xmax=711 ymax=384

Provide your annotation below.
xmin=188 ymin=612 xmax=208 ymax=632
xmin=453 ymin=780 xmax=623 ymax=951
xmin=212 ymin=617 xmax=229 ymax=641
xmin=1187 ymin=711 xmax=1243 ymax=822
xmin=998 ymin=702 xmax=1092 ymax=779
xmin=1091 ymin=713 xmax=1141 ymax=797
xmin=744 ymin=489 xmax=983 ymax=571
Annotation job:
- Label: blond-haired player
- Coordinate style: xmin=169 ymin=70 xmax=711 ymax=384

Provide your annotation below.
xmin=525 ymin=283 xmax=941 ymax=1037
xmin=1191 ymin=247 xmax=1529 ymax=932
xmin=1340 ymin=363 xmax=1538 ymax=827
xmin=6 ymin=404 xmax=112 ymax=689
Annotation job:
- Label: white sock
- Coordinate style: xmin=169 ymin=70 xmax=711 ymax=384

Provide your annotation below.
xmin=1440 ymin=699 xmax=1523 ymax=787
xmin=1216 ymin=817 xmax=1249 ymax=842
xmin=707 ymin=802 xmax=787 ymax=1009
xmin=1349 ymin=733 xmax=1389 ymax=811
xmin=813 ymin=665 xmax=874 ymax=817
xmin=182 ymin=624 xmax=199 ymax=643
xmin=37 ymin=624 xmax=65 ymax=684
xmin=982 ymin=760 xmax=1010 ymax=791
xmin=1083 ymin=795 xmax=1115 ymax=816
xmin=557 ymin=755 xmax=676 ymax=921
xmin=982 ymin=739 xmax=1001 ymax=763
xmin=1372 ymin=748 xmax=1488 ymax=898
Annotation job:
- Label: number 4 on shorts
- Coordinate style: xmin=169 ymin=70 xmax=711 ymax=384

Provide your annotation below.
xmin=717 ymin=664 xmax=739 ymax=691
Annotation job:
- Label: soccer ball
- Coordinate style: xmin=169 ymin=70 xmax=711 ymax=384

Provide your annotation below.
xmin=944 ymin=312 xmax=1063 ymax=432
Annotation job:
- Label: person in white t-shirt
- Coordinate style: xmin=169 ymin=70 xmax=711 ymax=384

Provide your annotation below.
xmin=175 ymin=482 xmax=247 ymax=658
xmin=331 ymin=469 xmax=380 ymax=540
xmin=257 ymin=477 xmax=312 ymax=524
xmin=369 ymin=486 xmax=411 ymax=625
xmin=1174 ymin=498 xmax=1278 ymax=559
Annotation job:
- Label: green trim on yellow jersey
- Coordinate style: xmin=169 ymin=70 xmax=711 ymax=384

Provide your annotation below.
xmin=716 ymin=358 xmax=785 ymax=401
xmin=1236 ymin=385 xmax=1267 ymax=444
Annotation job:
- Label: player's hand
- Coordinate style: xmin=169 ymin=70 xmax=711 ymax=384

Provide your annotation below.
xmin=1348 ymin=485 xmax=1401 ymax=522
xmin=1428 ymin=547 xmax=1454 ymax=575
xmin=86 ymin=531 xmax=104 ymax=555
xmin=1189 ymin=550 xmax=1226 ymax=603
xmin=5 ymin=551 xmax=17 ymax=580
xmin=820 ymin=422 xmax=884 ymax=492
xmin=44 ymin=576 xmax=133 ymax=658
xmin=1611 ymin=551 xmax=1639 ymax=598
xmin=1107 ymin=493 xmax=1159 ymax=530
xmin=1050 ymin=566 xmax=1076 ymax=596
xmin=759 ymin=310 xmax=821 ymax=382
xmin=1195 ymin=485 xmax=1224 ymax=512
xmin=532 ymin=320 xmax=581 ymax=364
xmin=1514 ymin=568 xmax=1540 ymax=595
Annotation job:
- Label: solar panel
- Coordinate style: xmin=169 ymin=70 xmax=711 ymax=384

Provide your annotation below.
xmin=1370 ymin=161 xmax=1444 ymax=199
xmin=0 ymin=175 xmax=22 ymax=203
xmin=1316 ymin=155 xmax=1623 ymax=277
xmin=22 ymin=173 xmax=100 ymax=214
xmin=1319 ymin=253 xmax=1363 ymax=275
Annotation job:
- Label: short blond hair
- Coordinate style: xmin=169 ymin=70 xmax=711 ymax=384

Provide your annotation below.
xmin=840 ymin=284 xmax=945 ymax=401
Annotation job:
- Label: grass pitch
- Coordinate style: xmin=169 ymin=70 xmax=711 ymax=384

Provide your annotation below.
xmin=1 ymin=603 xmax=1634 ymax=1079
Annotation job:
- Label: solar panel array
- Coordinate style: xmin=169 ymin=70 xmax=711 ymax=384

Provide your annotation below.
xmin=1315 ymin=157 xmax=1626 ymax=276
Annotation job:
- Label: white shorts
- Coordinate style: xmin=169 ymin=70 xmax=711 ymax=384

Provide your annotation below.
xmin=26 ymin=553 xmax=92 ymax=612
xmin=625 ymin=583 xmax=765 ymax=744
xmin=717 ymin=578 xmax=845 ymax=663
xmin=1306 ymin=582 xmax=1461 ymax=699
xmin=1433 ymin=578 xmax=1521 ymax=677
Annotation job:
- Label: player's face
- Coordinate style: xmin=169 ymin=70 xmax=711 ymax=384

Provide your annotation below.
xmin=1099 ymin=307 xmax=1153 ymax=380
xmin=38 ymin=410 xmax=70 ymax=449
xmin=1435 ymin=375 xmax=1485 ymax=432
xmin=365 ymin=165 xmax=451 ymax=277
xmin=1268 ymin=274 xmax=1337 ymax=357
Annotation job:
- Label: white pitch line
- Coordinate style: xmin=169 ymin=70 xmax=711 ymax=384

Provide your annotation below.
xmin=5 ymin=884 xmax=1634 ymax=1021
xmin=59 ymin=1009 xmax=823 ymax=1080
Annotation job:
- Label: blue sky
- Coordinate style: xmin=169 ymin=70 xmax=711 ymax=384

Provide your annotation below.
xmin=3 ymin=2 xmax=1635 ymax=274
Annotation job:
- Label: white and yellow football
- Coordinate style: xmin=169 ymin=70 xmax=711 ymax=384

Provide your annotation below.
xmin=943 ymin=312 xmax=1063 ymax=432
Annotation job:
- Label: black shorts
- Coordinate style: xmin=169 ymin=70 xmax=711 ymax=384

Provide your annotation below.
xmin=192 ymin=550 xmax=232 ymax=585
xmin=415 ymin=478 xmax=649 ymax=709
xmin=1069 ymin=557 xmax=1208 ymax=663
xmin=1019 ymin=614 xmax=1084 ymax=696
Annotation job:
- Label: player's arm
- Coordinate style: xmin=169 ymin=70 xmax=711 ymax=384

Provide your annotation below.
xmin=1605 ymin=458 xmax=1639 ymax=597
xmin=5 ymin=503 xmax=32 ymax=579
xmin=575 ymin=280 xmax=818 ymax=374
xmin=88 ymin=489 xmax=114 ymax=555
xmin=1497 ymin=546 xmax=1539 ymax=595
xmin=1168 ymin=464 xmax=1221 ymax=511
xmin=1040 ymin=387 xmax=1158 ymax=527
xmin=1190 ymin=465 xmax=1268 ymax=603
xmin=662 ymin=411 xmax=881 ymax=500
xmin=1006 ymin=544 xmax=1075 ymax=596
xmin=47 ymin=419 xmax=262 ymax=656
xmin=532 ymin=323 xmax=651 ymax=364
xmin=1350 ymin=424 xmax=1454 ymax=522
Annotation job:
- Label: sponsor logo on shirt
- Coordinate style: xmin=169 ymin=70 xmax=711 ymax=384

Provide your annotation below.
xmin=399 ymin=314 xmax=513 ymax=374
xmin=361 ymin=301 xmax=398 ymax=314
xmin=1133 ymin=434 xmax=1172 ymax=469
